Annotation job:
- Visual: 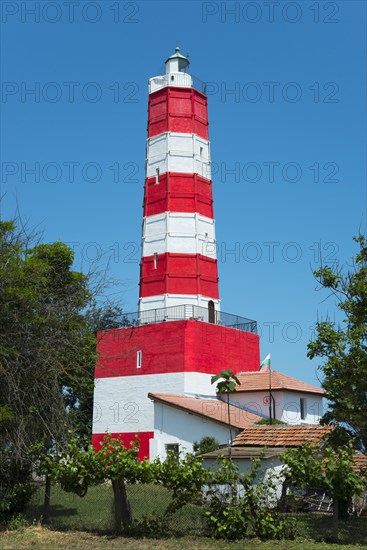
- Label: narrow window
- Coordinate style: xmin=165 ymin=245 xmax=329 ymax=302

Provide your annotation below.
xmin=171 ymin=75 xmax=174 ymax=81
xmin=166 ymin=443 xmax=179 ymax=456
xmin=208 ymin=300 xmax=215 ymax=324
xmin=153 ymin=252 xmax=158 ymax=269
xmin=155 ymin=168 xmax=160 ymax=184
xmin=300 ymin=397 xmax=307 ymax=420
xmin=200 ymin=146 xmax=203 ymax=156
xmin=136 ymin=350 xmax=142 ymax=369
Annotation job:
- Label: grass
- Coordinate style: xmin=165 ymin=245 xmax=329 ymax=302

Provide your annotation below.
xmin=26 ymin=482 xmax=205 ymax=535
xmin=1 ymin=528 xmax=367 ymax=550
xmin=289 ymin=514 xmax=367 ymax=546
xmin=14 ymin=483 xmax=367 ymax=547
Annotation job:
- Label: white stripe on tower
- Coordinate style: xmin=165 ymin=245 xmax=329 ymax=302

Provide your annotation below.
xmin=139 ymin=47 xmax=219 ymax=316
xmin=146 ymin=133 xmax=211 ymax=180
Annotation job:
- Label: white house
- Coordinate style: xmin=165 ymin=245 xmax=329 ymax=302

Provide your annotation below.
xmin=200 ymin=424 xmax=334 ymax=502
xmin=147 ymin=371 xmax=325 ymax=460
xmin=227 ymin=371 xmax=324 ymax=425
xmin=148 ymin=392 xmax=263 ymax=460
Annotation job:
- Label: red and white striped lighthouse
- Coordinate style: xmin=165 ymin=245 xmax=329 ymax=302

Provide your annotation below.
xmin=92 ymin=50 xmax=260 ymax=460
xmin=139 ymin=48 xmax=220 ymax=320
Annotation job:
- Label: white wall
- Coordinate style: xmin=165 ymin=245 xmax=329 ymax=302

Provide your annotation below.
xmin=142 ymin=212 xmax=216 ymax=258
xmin=149 ymin=73 xmax=192 ymax=93
xmin=184 ymin=372 xmax=217 ymax=396
xmin=150 ymin=401 xmax=237 ymax=460
xmin=139 ymin=294 xmax=220 ymax=313
xmin=93 ymin=372 xmax=185 ymax=435
xmin=202 ymin=457 xmax=286 ymax=503
xmin=146 ymin=133 xmax=211 ymax=179
xmin=226 ymin=390 xmax=323 ymax=424
xmin=282 ymin=392 xmax=323 ymax=424
xmin=93 ymin=372 xmax=219 ymax=437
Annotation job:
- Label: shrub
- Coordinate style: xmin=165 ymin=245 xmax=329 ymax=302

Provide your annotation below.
xmin=193 ymin=437 xmax=220 ymax=455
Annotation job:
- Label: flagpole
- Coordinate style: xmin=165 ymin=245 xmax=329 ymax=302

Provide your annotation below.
xmin=269 ymin=364 xmax=272 ymax=425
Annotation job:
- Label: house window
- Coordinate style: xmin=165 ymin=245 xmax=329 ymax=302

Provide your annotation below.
xmin=166 ymin=443 xmax=179 ymax=456
xmin=155 ymin=168 xmax=160 ymax=184
xmin=136 ymin=350 xmax=142 ymax=369
xmin=153 ymin=252 xmax=158 ymax=269
xmin=300 ymin=397 xmax=307 ymax=420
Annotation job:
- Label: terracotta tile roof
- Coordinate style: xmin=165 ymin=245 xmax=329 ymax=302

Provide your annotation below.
xmin=232 ymin=425 xmax=333 ymax=447
xmin=234 ymin=371 xmax=324 ymax=395
xmin=353 ymin=454 xmax=367 ymax=473
xmin=200 ymin=446 xmax=281 ymax=460
xmin=148 ymin=393 xmax=262 ymax=430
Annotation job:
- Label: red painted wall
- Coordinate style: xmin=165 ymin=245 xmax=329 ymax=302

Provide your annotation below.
xmin=143 ymin=172 xmax=213 ymax=218
xmin=95 ymin=321 xmax=260 ymax=379
xmin=92 ymin=431 xmax=153 ymax=461
xmin=140 ymin=253 xmax=219 ymax=299
xmin=148 ymin=87 xmax=208 ymax=139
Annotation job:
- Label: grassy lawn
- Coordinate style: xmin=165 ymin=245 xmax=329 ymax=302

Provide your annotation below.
xmin=26 ymin=483 xmax=205 ymax=535
xmin=290 ymin=514 xmax=367 ymax=546
xmin=1 ymin=527 xmax=367 ymax=550
xmin=15 ymin=483 xmax=367 ymax=547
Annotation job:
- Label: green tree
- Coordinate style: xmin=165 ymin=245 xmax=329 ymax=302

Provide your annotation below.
xmin=0 ymin=219 xmax=101 ymax=518
xmin=193 ymin=436 xmax=220 ymax=455
xmin=205 ymin=456 xmax=293 ymax=540
xmin=282 ymin=442 xmax=366 ymax=542
xmin=211 ymin=370 xmax=240 ymax=459
xmin=35 ymin=435 xmax=154 ymax=534
xmin=307 ymin=234 xmax=367 ymax=449
xmin=36 ymin=436 xmax=210 ymax=535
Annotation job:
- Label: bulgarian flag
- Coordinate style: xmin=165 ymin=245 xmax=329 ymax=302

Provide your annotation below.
xmin=259 ymin=353 xmax=271 ymax=373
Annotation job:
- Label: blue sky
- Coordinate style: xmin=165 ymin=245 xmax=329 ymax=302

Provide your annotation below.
xmin=1 ymin=0 xmax=366 ymax=388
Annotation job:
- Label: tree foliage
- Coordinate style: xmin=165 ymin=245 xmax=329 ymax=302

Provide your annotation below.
xmin=35 ymin=436 xmax=293 ymax=540
xmin=0 ymin=220 xmax=97 ymax=461
xmin=193 ymin=436 xmax=220 ymax=455
xmin=282 ymin=442 xmax=366 ymax=541
xmin=34 ymin=435 xmax=154 ymax=534
xmin=205 ymin=456 xmax=294 ymax=540
xmin=0 ymin=218 xmax=121 ymax=518
xmin=307 ymin=234 xmax=367 ymax=449
xmin=211 ymin=370 xmax=240 ymax=454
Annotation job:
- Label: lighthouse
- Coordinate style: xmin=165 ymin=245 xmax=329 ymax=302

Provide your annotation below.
xmin=92 ymin=50 xmax=260 ymax=460
xmin=140 ymin=47 xmax=219 ymax=321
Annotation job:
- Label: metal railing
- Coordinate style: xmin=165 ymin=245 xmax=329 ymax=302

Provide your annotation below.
xmin=148 ymin=72 xmax=207 ymax=95
xmin=119 ymin=304 xmax=257 ymax=334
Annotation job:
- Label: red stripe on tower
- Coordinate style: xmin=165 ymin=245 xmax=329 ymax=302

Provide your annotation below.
xmin=139 ymin=47 xmax=219 ymax=316
xmin=148 ymin=87 xmax=209 ymax=140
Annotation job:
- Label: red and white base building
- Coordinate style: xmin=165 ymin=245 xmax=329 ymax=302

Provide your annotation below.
xmin=92 ymin=49 xmax=261 ymax=459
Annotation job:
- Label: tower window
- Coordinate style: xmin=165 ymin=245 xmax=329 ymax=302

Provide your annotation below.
xmin=136 ymin=350 xmax=142 ymax=369
xmin=171 ymin=75 xmax=174 ymax=81
xmin=155 ymin=168 xmax=160 ymax=184
xmin=200 ymin=147 xmax=203 ymax=156
xmin=208 ymin=300 xmax=215 ymax=324
xmin=300 ymin=398 xmax=307 ymax=420
xmin=153 ymin=252 xmax=158 ymax=269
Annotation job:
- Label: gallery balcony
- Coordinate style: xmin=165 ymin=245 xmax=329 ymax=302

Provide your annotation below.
xmin=118 ymin=304 xmax=257 ymax=334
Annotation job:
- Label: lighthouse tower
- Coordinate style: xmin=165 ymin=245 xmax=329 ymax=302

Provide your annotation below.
xmin=92 ymin=50 xmax=260 ymax=459
xmin=139 ymin=48 xmax=219 ymax=319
